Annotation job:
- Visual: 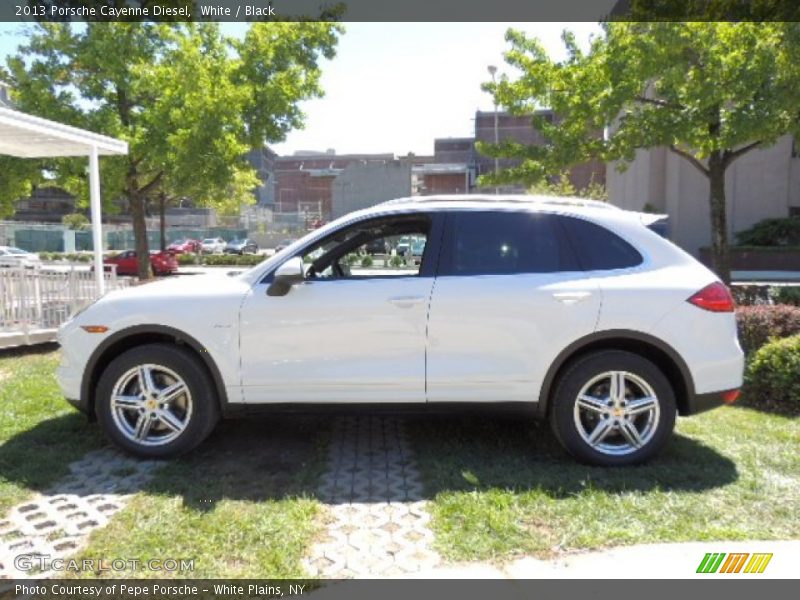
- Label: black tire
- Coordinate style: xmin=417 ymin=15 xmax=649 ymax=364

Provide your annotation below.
xmin=549 ymin=350 xmax=676 ymax=466
xmin=95 ymin=343 xmax=220 ymax=458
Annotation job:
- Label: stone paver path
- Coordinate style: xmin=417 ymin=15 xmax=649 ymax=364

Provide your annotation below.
xmin=304 ymin=416 xmax=440 ymax=578
xmin=0 ymin=448 xmax=159 ymax=579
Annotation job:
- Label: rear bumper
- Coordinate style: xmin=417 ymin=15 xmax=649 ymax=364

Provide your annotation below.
xmin=686 ymin=388 xmax=741 ymax=415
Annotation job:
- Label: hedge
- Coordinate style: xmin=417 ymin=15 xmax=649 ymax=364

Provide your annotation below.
xmin=203 ymin=254 xmax=265 ymax=266
xmin=743 ymin=334 xmax=800 ymax=415
xmin=736 ymin=304 xmax=800 ymax=356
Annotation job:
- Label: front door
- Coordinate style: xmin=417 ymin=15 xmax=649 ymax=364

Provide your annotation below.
xmin=239 ymin=212 xmax=443 ymax=403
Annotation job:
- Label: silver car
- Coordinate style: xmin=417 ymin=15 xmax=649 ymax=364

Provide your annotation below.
xmin=0 ymin=246 xmax=42 ymax=269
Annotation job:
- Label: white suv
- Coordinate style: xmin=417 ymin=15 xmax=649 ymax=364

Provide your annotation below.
xmin=57 ymin=196 xmax=744 ymax=466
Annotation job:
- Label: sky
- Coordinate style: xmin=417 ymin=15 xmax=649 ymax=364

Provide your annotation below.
xmin=0 ymin=22 xmax=601 ymax=157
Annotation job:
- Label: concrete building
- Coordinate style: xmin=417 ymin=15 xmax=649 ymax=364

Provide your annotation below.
xmin=607 ymin=135 xmax=800 ymax=256
xmin=331 ymin=161 xmax=412 ymax=219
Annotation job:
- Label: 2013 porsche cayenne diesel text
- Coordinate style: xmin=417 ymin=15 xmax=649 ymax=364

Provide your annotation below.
xmin=57 ymin=195 xmax=744 ymax=466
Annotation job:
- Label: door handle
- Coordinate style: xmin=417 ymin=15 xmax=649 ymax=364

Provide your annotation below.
xmin=388 ymin=295 xmax=425 ymax=308
xmin=552 ymin=291 xmax=592 ymax=305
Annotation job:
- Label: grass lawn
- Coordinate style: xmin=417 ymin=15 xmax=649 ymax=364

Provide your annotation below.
xmin=69 ymin=416 xmax=331 ymax=579
xmin=3 ymin=345 xmax=798 ymax=574
xmin=0 ymin=345 xmax=105 ymax=513
xmin=408 ymin=407 xmax=800 ymax=562
xmin=0 ymin=346 xmax=331 ymax=578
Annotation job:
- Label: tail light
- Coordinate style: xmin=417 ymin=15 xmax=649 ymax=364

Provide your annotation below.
xmin=687 ymin=282 xmax=735 ymax=313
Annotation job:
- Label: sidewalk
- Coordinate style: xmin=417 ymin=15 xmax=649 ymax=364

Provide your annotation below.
xmin=405 ymin=540 xmax=800 ymax=579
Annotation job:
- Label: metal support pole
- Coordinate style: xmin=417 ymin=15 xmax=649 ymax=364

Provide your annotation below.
xmin=88 ymin=145 xmax=105 ymax=295
xmin=493 ymin=104 xmax=499 ymax=195
xmin=488 ymin=65 xmax=500 ymax=195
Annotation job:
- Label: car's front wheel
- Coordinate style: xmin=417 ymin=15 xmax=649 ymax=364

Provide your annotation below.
xmin=96 ymin=343 xmax=220 ymax=458
xmin=549 ymin=350 xmax=676 ymax=466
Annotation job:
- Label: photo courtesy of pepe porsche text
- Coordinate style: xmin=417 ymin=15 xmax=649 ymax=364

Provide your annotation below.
xmin=12 ymin=582 xmax=307 ymax=598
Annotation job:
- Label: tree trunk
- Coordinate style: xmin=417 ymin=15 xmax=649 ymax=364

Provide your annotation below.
xmin=129 ymin=193 xmax=151 ymax=280
xmin=158 ymin=193 xmax=167 ymax=251
xmin=707 ymin=152 xmax=731 ymax=284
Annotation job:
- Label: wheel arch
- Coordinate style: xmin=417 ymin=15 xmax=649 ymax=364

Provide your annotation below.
xmin=80 ymin=325 xmax=229 ymax=420
xmin=538 ymin=330 xmax=696 ymax=417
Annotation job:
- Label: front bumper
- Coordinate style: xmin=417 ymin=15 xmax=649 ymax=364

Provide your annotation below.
xmin=56 ymin=363 xmax=87 ymax=413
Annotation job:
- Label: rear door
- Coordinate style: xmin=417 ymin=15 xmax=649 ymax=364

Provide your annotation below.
xmin=426 ymin=210 xmax=602 ymax=404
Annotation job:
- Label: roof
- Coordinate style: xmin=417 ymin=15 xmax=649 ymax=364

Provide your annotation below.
xmin=0 ymin=106 xmax=128 ymax=158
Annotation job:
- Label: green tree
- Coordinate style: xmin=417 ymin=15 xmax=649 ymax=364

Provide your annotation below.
xmin=62 ymin=212 xmax=90 ymax=231
xmin=482 ymin=22 xmax=800 ymax=283
xmin=528 ymin=172 xmax=608 ymax=201
xmin=6 ymin=21 xmax=341 ymax=278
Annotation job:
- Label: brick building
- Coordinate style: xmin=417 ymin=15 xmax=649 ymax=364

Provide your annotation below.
xmin=272 ymin=152 xmax=396 ymax=220
xmin=474 ymin=110 xmax=606 ymax=192
xmin=246 ymin=109 xmax=606 ymax=223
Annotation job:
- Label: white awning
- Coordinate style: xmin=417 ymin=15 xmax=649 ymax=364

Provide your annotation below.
xmin=0 ymin=106 xmax=128 ymax=158
xmin=0 ymin=105 xmax=129 ymax=293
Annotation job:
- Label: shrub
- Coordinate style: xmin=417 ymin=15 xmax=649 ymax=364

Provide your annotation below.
xmin=389 ymin=255 xmax=404 ymax=268
xmin=743 ymin=334 xmax=800 ymax=415
xmin=736 ymin=304 xmax=800 ymax=355
xmin=177 ymin=253 xmax=198 ymax=266
xmin=773 ymin=286 xmax=800 ymax=307
xmin=735 ymin=217 xmax=800 ymax=247
xmin=360 ymin=255 xmax=373 ymax=268
xmin=203 ymin=254 xmax=263 ymax=267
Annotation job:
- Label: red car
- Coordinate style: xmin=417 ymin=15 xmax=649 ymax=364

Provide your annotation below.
xmin=167 ymin=239 xmax=201 ymax=253
xmin=102 ymin=250 xmax=178 ymax=276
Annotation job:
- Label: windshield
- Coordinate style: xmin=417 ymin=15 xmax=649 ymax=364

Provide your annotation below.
xmin=8 ymin=247 xmax=28 ymax=255
xmin=202 ymin=239 xmax=215 ymax=244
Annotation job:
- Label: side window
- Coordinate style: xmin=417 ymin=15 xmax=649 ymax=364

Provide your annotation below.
xmin=562 ymin=217 xmax=643 ymax=271
xmin=301 ymin=215 xmax=432 ymax=280
xmin=441 ymin=211 xmax=580 ymax=276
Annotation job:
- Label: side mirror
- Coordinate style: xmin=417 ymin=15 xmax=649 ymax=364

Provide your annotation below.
xmin=267 ymin=256 xmax=305 ymax=297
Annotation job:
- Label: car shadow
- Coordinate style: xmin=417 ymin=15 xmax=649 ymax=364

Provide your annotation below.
xmin=404 ymin=412 xmax=739 ymax=498
xmin=0 ymin=409 xmax=738 ymax=514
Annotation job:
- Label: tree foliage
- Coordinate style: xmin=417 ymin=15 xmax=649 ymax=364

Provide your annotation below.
xmin=5 ymin=20 xmax=341 ymax=277
xmin=482 ymin=22 xmax=800 ymax=282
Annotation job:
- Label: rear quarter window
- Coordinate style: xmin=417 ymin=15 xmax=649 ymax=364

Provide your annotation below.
xmin=562 ymin=217 xmax=644 ymax=271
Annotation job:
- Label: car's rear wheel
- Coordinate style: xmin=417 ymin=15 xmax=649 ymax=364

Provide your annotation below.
xmin=96 ymin=344 xmax=220 ymax=458
xmin=549 ymin=350 xmax=676 ymax=466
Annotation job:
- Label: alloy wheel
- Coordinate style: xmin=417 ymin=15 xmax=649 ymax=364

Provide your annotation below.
xmin=109 ymin=364 xmax=193 ymax=447
xmin=573 ymin=370 xmax=660 ymax=456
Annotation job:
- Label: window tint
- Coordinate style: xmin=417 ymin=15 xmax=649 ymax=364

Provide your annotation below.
xmin=442 ymin=211 xmax=580 ymax=276
xmin=562 ymin=217 xmax=643 ymax=270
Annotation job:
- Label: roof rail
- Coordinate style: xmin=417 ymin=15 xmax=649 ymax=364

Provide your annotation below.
xmin=380 ymin=194 xmax=618 ymax=211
